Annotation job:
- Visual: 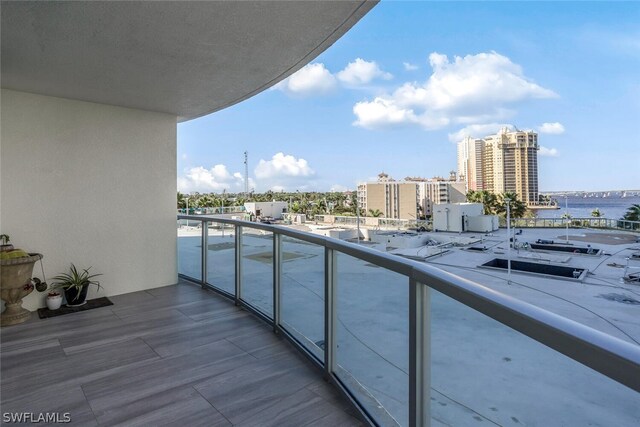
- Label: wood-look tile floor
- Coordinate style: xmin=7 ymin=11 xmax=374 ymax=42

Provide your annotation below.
xmin=0 ymin=281 xmax=363 ymax=426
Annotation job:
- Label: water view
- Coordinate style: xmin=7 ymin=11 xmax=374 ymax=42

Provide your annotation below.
xmin=536 ymin=196 xmax=640 ymax=220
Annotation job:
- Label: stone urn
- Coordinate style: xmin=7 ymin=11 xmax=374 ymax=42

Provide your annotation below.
xmin=0 ymin=253 xmax=43 ymax=326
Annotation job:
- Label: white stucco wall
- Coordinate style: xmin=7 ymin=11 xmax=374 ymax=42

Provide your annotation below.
xmin=1 ymin=89 xmax=177 ymax=311
xmin=433 ymin=203 xmax=484 ymax=232
xmin=244 ymin=202 xmax=288 ymax=219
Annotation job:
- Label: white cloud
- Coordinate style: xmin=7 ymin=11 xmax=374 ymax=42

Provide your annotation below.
xmin=353 ymin=51 xmax=557 ymax=130
xmin=539 ymin=146 xmax=559 ymax=157
xmin=337 ymin=58 xmax=393 ymax=86
xmin=273 ymin=63 xmax=337 ymax=96
xmin=403 ymin=62 xmax=419 ymax=71
xmin=353 ymin=97 xmax=421 ymax=129
xmin=538 ymin=122 xmax=565 ymax=134
xmin=255 ymin=153 xmax=314 ymax=179
xmin=448 ymin=123 xmax=513 ymax=142
xmin=274 ymin=58 xmax=394 ymax=97
xmin=254 ymin=153 xmax=316 ymax=191
xmin=330 ymin=184 xmax=348 ymax=192
xmin=177 ymin=165 xmax=247 ymax=193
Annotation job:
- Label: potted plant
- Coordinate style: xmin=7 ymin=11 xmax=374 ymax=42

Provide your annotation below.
xmin=0 ymin=236 xmax=43 ymax=326
xmin=52 ymin=264 xmax=102 ymax=307
xmin=0 ymin=234 xmax=14 ymax=252
xmin=46 ymin=290 xmax=63 ymax=310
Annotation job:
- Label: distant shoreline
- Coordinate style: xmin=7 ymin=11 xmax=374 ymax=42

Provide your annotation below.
xmin=536 ymin=195 xmax=640 ymax=220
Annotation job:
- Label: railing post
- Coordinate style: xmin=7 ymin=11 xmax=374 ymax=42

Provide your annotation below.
xmin=409 ymin=278 xmax=431 ymax=427
xmin=324 ymin=247 xmax=337 ymax=379
xmin=273 ymin=233 xmax=282 ymax=333
xmin=235 ymin=225 xmax=242 ymax=306
xmin=201 ymin=220 xmax=208 ymax=288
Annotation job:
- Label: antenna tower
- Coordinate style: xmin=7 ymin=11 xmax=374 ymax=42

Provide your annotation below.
xmin=244 ymin=151 xmax=249 ymax=196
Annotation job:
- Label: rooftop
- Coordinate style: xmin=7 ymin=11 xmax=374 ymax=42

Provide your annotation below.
xmin=398 ymin=227 xmax=640 ymax=343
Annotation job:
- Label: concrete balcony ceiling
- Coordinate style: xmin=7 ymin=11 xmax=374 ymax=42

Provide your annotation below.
xmin=1 ymin=1 xmax=376 ymax=122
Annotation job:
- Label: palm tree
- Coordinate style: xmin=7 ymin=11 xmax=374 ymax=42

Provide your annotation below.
xmin=496 ymin=192 xmax=527 ymax=218
xmin=467 ymin=190 xmax=498 ymax=215
xmin=316 ymin=198 xmax=327 ymax=214
xmin=622 ymin=204 xmax=640 ymax=221
xmin=177 ymin=192 xmax=186 ymax=209
xmin=368 ymin=208 xmax=383 ymax=218
xmin=334 ymin=192 xmax=347 ymax=209
xmin=290 ymin=201 xmax=302 ymax=214
xmin=591 ymin=208 xmax=603 ymax=218
xmin=197 ymin=194 xmax=214 ymax=208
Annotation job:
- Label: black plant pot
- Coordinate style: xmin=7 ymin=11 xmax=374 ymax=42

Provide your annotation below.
xmin=64 ymin=284 xmax=89 ymax=307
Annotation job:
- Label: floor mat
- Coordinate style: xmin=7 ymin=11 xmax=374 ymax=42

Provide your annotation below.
xmin=37 ymin=297 xmax=113 ymax=319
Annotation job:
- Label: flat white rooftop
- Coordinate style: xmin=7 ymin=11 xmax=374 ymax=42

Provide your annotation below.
xmin=413 ymin=227 xmax=640 ymax=344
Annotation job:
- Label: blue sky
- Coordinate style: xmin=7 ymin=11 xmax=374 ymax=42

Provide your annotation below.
xmin=178 ymin=1 xmax=640 ymax=193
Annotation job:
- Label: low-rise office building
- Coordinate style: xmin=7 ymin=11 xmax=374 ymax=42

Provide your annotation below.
xmin=358 ymin=173 xmax=468 ymax=220
xmin=415 ymin=178 xmax=467 ymax=217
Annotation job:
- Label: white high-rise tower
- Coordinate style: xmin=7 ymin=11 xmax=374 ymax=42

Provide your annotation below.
xmin=457 ymin=127 xmax=540 ymax=204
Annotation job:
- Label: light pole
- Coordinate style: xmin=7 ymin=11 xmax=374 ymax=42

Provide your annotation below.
xmin=564 ymin=194 xmax=569 ymax=243
xmin=356 ymin=192 xmax=361 ymax=244
xmin=505 ymin=197 xmax=512 ymax=283
xmin=186 ymin=196 xmax=189 ymax=227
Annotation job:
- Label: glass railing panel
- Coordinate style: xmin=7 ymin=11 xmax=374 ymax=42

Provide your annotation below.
xmin=177 ymin=218 xmax=202 ymax=280
xmin=280 ymin=236 xmax=325 ymax=361
xmin=335 ymin=252 xmax=409 ymax=426
xmin=206 ymin=221 xmax=235 ymax=294
xmin=241 ymin=227 xmax=274 ymax=317
xmin=429 ymin=288 xmax=640 ymax=426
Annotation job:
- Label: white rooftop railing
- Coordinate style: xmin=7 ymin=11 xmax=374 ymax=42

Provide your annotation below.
xmin=500 ymin=216 xmax=640 ymax=232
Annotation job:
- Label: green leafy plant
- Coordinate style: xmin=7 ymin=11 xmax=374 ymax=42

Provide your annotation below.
xmin=622 ymin=204 xmax=640 ymax=222
xmin=52 ymin=264 xmax=102 ymax=301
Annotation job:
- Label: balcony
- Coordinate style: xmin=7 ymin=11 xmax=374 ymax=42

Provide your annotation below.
xmin=175 ymin=216 xmax=640 ymax=426
xmin=1 ymin=3 xmax=639 ymax=424
xmin=2 ymin=216 xmax=639 ymax=426
xmin=1 ymin=281 xmax=362 ymax=426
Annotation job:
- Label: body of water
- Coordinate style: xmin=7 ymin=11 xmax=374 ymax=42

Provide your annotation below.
xmin=535 ymin=196 xmax=640 ymax=220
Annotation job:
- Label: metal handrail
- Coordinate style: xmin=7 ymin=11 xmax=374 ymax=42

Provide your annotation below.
xmin=178 ymin=214 xmax=640 ymax=424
